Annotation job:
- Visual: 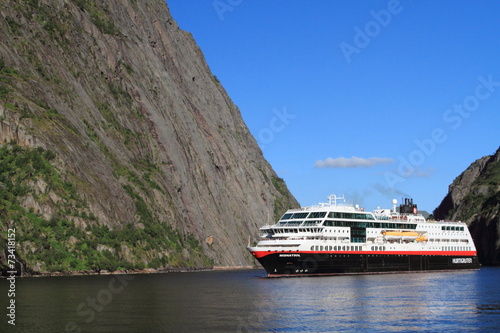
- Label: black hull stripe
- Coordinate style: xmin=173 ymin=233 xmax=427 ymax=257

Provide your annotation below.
xmin=255 ymin=252 xmax=480 ymax=276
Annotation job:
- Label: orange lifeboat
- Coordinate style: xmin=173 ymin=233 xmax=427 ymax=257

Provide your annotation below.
xmin=382 ymin=231 xmax=419 ymax=241
xmin=415 ymin=234 xmax=428 ymax=242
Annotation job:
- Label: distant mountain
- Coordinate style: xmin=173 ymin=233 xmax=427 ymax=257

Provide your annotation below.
xmin=434 ymin=147 xmax=500 ymax=265
xmin=0 ymin=0 xmax=297 ymax=275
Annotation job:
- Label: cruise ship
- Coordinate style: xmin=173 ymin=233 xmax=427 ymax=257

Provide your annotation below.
xmin=247 ymin=195 xmax=480 ymax=276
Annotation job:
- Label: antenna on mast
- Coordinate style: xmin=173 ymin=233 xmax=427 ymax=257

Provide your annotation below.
xmin=326 ymin=194 xmax=345 ymax=206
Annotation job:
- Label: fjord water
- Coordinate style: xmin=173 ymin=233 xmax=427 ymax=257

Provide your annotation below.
xmin=1 ymin=268 xmax=499 ymax=332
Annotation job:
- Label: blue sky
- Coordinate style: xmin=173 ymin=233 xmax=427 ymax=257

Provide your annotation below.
xmin=167 ymin=0 xmax=500 ymax=213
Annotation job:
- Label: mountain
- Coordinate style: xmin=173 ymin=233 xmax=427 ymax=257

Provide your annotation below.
xmin=0 ymin=0 xmax=298 ymax=275
xmin=434 ymin=147 xmax=500 ymax=266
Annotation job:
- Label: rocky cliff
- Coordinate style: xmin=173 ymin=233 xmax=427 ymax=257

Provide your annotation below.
xmin=434 ymin=147 xmax=500 ymax=265
xmin=0 ymin=0 xmax=298 ymax=274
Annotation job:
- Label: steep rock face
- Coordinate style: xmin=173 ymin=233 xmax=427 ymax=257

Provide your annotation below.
xmin=434 ymin=147 xmax=500 ymax=265
xmin=0 ymin=0 xmax=298 ymax=273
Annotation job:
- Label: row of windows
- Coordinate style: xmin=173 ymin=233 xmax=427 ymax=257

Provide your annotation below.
xmin=323 ymin=221 xmax=417 ymax=229
xmin=309 ymin=212 xmax=328 ymax=219
xmin=278 ymin=220 xmax=302 ymax=226
xmin=308 ymin=245 xmax=397 ymax=251
xmin=426 ymin=239 xmax=470 ymax=243
xmin=277 ymin=220 xmax=322 ymax=226
xmin=281 ymin=212 xmax=310 ymax=220
xmin=303 ymin=220 xmax=322 ymax=226
xmin=281 ymin=211 xmax=329 ymax=220
xmin=442 ymin=226 xmax=465 ymax=231
xmin=328 ymin=212 xmax=375 ymax=220
xmin=273 ymin=228 xmax=322 ymax=234
xmin=426 ymin=232 xmax=467 ymax=236
xmin=325 ymin=229 xmax=349 ymax=233
xmin=306 ymin=246 xmax=474 ymax=254
xmin=281 ymin=211 xmax=376 ymax=220
xmin=310 ymin=245 xmax=363 ymax=251
xmin=443 ymin=246 xmax=472 ymax=251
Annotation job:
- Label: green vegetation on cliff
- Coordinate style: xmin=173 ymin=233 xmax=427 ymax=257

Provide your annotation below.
xmin=474 ymin=156 xmax=500 ymax=220
xmin=439 ymin=151 xmax=500 ymax=222
xmin=0 ymin=144 xmax=212 ymax=273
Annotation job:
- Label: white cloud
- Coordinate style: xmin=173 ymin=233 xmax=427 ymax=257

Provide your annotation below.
xmin=314 ymin=156 xmax=394 ymax=168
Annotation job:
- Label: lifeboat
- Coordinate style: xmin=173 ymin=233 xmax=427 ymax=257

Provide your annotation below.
xmin=382 ymin=231 xmax=419 ymax=241
xmin=415 ymin=234 xmax=428 ymax=242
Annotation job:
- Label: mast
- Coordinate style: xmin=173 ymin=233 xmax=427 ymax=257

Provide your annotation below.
xmin=326 ymin=194 xmax=345 ymax=206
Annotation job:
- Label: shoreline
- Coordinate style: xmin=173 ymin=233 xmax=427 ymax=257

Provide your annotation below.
xmin=1 ymin=265 xmax=260 ymax=278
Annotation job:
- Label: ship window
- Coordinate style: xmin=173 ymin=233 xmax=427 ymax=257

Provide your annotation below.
xmin=286 ymin=221 xmax=302 ymax=226
xmin=303 ymin=220 xmax=321 ymax=226
xmin=329 ymin=212 xmax=356 ymax=219
xmin=292 ymin=212 xmax=309 ymax=219
xmin=309 ymin=212 xmax=327 ymax=219
xmin=281 ymin=213 xmax=293 ymax=220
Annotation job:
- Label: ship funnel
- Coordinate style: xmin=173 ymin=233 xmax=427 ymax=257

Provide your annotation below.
xmin=399 ymin=198 xmax=417 ymax=214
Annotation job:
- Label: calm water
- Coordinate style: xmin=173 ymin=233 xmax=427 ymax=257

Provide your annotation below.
xmin=1 ymin=267 xmax=499 ymax=332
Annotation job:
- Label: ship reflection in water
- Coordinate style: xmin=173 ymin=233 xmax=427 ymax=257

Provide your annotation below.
xmin=1 ymin=268 xmax=499 ymax=332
